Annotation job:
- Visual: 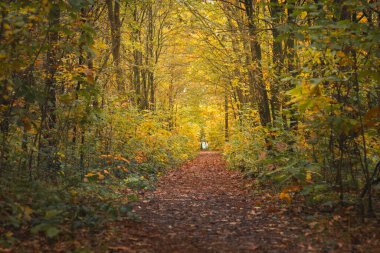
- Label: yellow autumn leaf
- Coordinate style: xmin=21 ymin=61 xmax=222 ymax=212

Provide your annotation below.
xmin=3 ymin=24 xmax=11 ymax=30
xmin=22 ymin=206 xmax=33 ymax=222
xmin=336 ymin=51 xmax=345 ymax=58
xmin=306 ymin=171 xmax=312 ymax=182
xmin=97 ymin=172 xmax=105 ymax=180
xmin=85 ymin=172 xmax=96 ymax=177
xmin=69 ymin=189 xmax=78 ymax=197
xmin=279 ymin=192 xmax=291 ymax=203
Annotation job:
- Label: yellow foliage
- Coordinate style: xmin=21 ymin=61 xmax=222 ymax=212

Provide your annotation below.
xmin=100 ymin=154 xmax=130 ymax=164
xmin=97 ymin=172 xmax=105 ymax=180
xmin=279 ymin=192 xmax=291 ymax=203
xmin=85 ymin=172 xmax=96 ymax=177
xmin=135 ymin=156 xmax=145 ymax=164
xmin=22 ymin=206 xmax=33 ymax=222
xmin=279 ymin=185 xmax=302 ymax=203
xmin=306 ymin=171 xmax=312 ymax=183
xmin=134 ymin=151 xmax=146 ymax=164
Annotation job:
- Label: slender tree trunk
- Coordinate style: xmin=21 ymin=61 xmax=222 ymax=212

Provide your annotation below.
xmin=0 ymin=80 xmax=12 ymax=177
xmin=286 ymin=0 xmax=298 ymax=130
xmin=225 ymin=86 xmax=229 ymax=142
xmin=42 ymin=3 xmax=60 ymax=179
xmin=243 ymin=0 xmax=271 ymax=127
xmin=147 ymin=4 xmax=155 ymax=110
xmin=106 ymin=0 xmax=122 ymax=92
xmin=226 ymin=15 xmax=246 ymax=121
xmin=269 ymin=0 xmax=283 ymax=123
xmin=168 ymin=77 xmax=175 ymax=130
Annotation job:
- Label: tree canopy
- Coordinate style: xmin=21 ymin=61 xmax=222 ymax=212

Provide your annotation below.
xmin=0 ymin=0 xmax=379 ymax=251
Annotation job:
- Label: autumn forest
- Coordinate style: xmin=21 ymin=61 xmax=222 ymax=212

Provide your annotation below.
xmin=0 ymin=0 xmax=379 ymax=252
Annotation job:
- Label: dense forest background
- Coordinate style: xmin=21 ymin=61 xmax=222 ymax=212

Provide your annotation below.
xmin=0 ymin=0 xmax=379 ymax=250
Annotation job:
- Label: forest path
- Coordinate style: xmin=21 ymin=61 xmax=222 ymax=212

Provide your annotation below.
xmin=109 ymin=151 xmax=311 ymax=253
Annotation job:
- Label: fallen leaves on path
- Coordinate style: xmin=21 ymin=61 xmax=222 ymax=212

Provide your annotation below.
xmin=108 ymin=152 xmax=379 ymax=253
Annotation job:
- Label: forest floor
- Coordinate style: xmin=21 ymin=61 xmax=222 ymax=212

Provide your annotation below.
xmin=105 ymin=152 xmax=379 ymax=253
xmin=8 ymin=152 xmax=380 ymax=252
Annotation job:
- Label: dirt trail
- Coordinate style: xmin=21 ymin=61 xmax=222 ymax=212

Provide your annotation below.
xmin=110 ymin=152 xmax=309 ymax=253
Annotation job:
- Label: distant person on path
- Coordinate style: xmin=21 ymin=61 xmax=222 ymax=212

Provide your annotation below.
xmin=201 ymin=141 xmax=209 ymax=150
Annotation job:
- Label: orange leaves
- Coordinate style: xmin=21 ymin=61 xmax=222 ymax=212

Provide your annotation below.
xmin=97 ymin=172 xmax=105 ymax=180
xmin=99 ymin=154 xmax=130 ymax=164
xmin=100 ymin=154 xmax=113 ymax=159
xmin=21 ymin=116 xmax=33 ymax=132
xmin=135 ymin=154 xmax=146 ymax=164
xmin=84 ymin=170 xmax=110 ymax=182
xmin=347 ymin=107 xmax=380 ymax=136
xmin=135 ymin=150 xmax=146 ymax=163
xmin=82 ymin=154 xmax=132 ymax=182
xmin=279 ymin=185 xmax=301 ymax=203
xmin=82 ymin=67 xmax=94 ymax=83
xmin=85 ymin=153 xmax=132 ymax=182
xmin=363 ymin=107 xmax=380 ymax=129
xmin=336 ymin=50 xmax=354 ymax=67
xmin=284 ymin=185 xmax=301 ymax=193
xmin=279 ymin=192 xmax=292 ymax=203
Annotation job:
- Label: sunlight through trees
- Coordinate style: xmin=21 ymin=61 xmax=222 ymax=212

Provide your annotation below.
xmin=0 ymin=0 xmax=379 ymax=251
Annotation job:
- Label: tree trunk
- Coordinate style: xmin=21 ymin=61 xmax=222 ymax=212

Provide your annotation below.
xmin=243 ymin=0 xmax=271 ymax=127
xmin=286 ymin=0 xmax=298 ymax=130
xmin=42 ymin=3 xmax=60 ymax=179
xmin=106 ymin=0 xmax=123 ymax=92
xmin=225 ymin=86 xmax=229 ymax=142
xmin=269 ymin=0 xmax=283 ymax=123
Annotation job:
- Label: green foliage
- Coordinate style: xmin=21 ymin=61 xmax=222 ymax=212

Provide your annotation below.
xmin=224 ymin=125 xmax=267 ymax=176
xmin=0 ymin=178 xmax=132 ymax=246
xmin=223 ymin=0 xmax=380 ymax=212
